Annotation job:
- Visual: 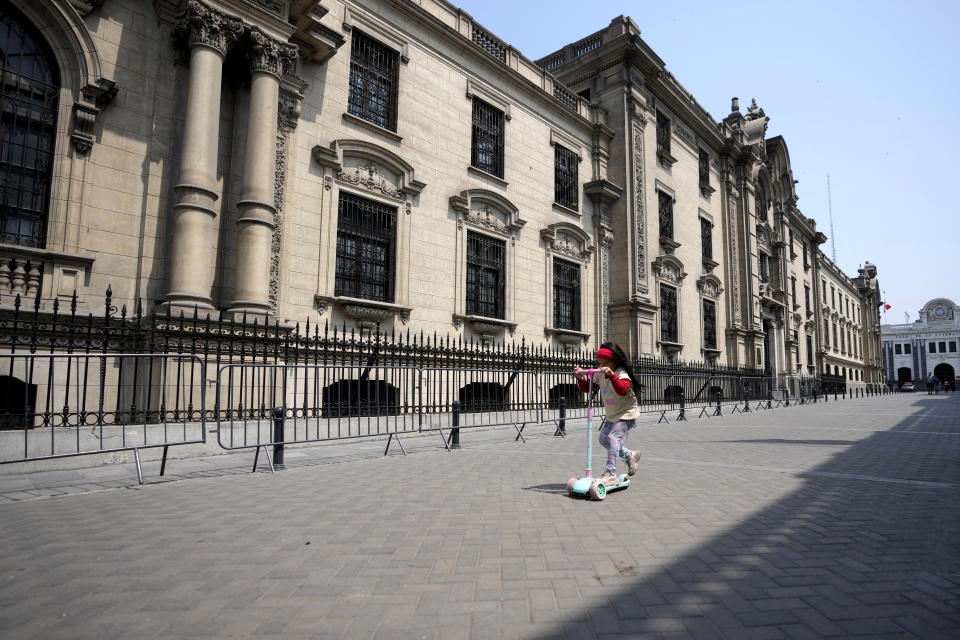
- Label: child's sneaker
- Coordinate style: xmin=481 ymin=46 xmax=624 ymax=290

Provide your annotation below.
xmin=627 ymin=450 xmax=641 ymax=475
xmin=599 ymin=471 xmax=619 ymax=486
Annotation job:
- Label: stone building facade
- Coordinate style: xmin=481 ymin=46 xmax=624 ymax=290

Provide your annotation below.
xmin=0 ymin=0 xmax=882 ymax=387
xmin=881 ymin=299 xmax=960 ymax=390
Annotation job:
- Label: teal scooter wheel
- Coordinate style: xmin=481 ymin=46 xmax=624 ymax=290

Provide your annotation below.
xmin=589 ymin=481 xmax=606 ymax=500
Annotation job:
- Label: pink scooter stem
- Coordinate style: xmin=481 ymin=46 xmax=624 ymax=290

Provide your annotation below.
xmin=585 ymin=368 xmax=594 ymax=478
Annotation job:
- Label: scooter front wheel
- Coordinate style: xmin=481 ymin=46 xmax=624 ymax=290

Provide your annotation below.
xmin=589 ymin=481 xmax=606 ymax=500
xmin=566 ymin=477 xmax=578 ymax=495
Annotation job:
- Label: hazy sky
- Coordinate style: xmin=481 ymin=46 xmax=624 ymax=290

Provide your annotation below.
xmin=456 ymin=0 xmax=959 ymax=324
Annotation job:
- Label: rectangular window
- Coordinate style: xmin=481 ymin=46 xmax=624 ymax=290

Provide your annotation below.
xmin=334 ymin=192 xmax=396 ymax=302
xmin=471 ymin=98 xmax=504 ymax=178
xmin=552 ymin=258 xmax=580 ymax=330
xmin=700 ymin=217 xmax=712 ymax=260
xmin=929 ymin=342 xmax=937 ymax=353
xmin=802 ymin=241 xmax=809 ymax=268
xmin=831 ymin=286 xmax=835 ymax=308
xmin=759 ymin=252 xmax=769 ymax=283
xmin=554 ymin=144 xmax=578 ymax=210
xmin=833 ymin=323 xmax=838 ymax=348
xmin=806 ymin=335 xmax=813 ymax=364
xmin=895 ymin=344 xmax=902 ymax=355
xmin=790 ymin=276 xmax=797 ymax=306
xmin=347 ymin=31 xmax=399 ymax=131
xmin=703 ymin=299 xmax=717 ymax=350
xmin=950 ymin=341 xmax=957 ymax=352
xmin=656 ymin=111 xmax=671 ymax=155
xmin=804 ymin=285 xmax=811 ymax=313
xmin=939 ymin=341 xmax=947 ymax=352
xmin=466 ymin=231 xmax=505 ymax=318
xmin=905 ymin=343 xmax=912 ymax=354
xmin=698 ymin=148 xmax=710 ymax=187
xmin=841 ymin=328 xmax=846 ymax=353
xmin=788 ymin=229 xmax=794 ymax=255
xmin=658 ymin=191 xmax=673 ymax=240
xmin=660 ymin=284 xmax=678 ymax=343
xmin=846 ymin=298 xmax=850 ymax=317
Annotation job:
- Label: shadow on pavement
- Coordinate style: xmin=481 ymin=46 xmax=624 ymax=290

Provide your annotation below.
xmin=534 ymin=395 xmax=960 ymax=638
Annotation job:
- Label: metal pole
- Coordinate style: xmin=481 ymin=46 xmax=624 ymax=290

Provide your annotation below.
xmin=451 ymin=400 xmax=461 ymax=449
xmin=556 ymin=396 xmax=566 ymax=436
xmin=272 ymin=406 xmax=284 ymax=468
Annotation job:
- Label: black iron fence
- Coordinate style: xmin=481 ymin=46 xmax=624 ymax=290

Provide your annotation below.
xmin=1 ymin=288 xmax=778 ymax=426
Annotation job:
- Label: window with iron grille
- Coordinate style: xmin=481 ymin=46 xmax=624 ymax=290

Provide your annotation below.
xmin=334 ymin=192 xmax=396 ymax=302
xmin=658 ymin=191 xmax=673 ymax=239
xmin=656 ymin=111 xmax=670 ymax=154
xmin=471 ymin=98 xmax=504 ymax=178
xmin=466 ymin=231 xmax=505 ymax=318
xmin=0 ymin=5 xmax=59 ymax=248
xmin=347 ymin=30 xmax=399 ymax=131
xmin=702 ymin=299 xmax=716 ymax=350
xmin=698 ymin=148 xmax=710 ymax=186
xmin=553 ymin=258 xmax=580 ymax=330
xmin=554 ymin=144 xmax=578 ymax=210
xmin=660 ymin=284 xmax=678 ymax=343
xmin=755 ymin=181 xmax=768 ymax=221
xmin=700 ymin=217 xmax=712 ymax=260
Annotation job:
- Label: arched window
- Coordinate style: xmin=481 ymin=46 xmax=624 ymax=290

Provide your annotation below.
xmin=0 ymin=5 xmax=59 ymax=248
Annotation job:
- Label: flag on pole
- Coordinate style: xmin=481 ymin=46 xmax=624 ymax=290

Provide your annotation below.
xmin=884 ymin=303 xmax=892 ymax=311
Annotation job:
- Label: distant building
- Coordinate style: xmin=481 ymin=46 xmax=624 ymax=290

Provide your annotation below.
xmin=881 ymin=299 xmax=960 ymax=389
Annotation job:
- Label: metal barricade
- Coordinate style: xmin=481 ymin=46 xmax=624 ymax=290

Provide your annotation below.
xmin=0 ymin=353 xmax=206 ymax=483
xmin=538 ymin=368 xmax=601 ymax=430
xmin=418 ymin=367 xmax=542 ymax=448
xmin=216 ymin=364 xmax=421 ymax=469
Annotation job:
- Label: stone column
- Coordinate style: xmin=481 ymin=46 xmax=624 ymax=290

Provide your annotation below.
xmin=165 ymin=1 xmax=242 ymax=310
xmin=226 ymin=29 xmax=297 ymax=318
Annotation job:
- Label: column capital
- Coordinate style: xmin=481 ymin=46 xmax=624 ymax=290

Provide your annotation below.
xmin=249 ymin=28 xmax=298 ymax=78
xmin=176 ymin=0 xmax=243 ymax=56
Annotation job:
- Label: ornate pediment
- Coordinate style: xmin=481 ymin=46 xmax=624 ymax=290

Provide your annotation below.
xmin=317 ymin=139 xmax=426 ymax=199
xmin=540 ymin=222 xmax=594 ymax=263
xmin=652 ymin=255 xmax=687 ymax=286
xmin=451 ymin=189 xmax=526 ymax=242
xmin=337 ymin=162 xmax=403 ymax=200
xmin=696 ymin=273 xmax=723 ymax=299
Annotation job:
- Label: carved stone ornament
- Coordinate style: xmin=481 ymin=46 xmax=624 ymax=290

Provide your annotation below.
xmin=243 ymin=0 xmax=288 ymax=20
xmin=632 ymin=121 xmax=648 ymax=295
xmin=278 ymin=86 xmax=304 ymax=131
xmin=268 ymin=127 xmax=290 ymax=313
xmin=344 ymin=304 xmax=395 ymax=321
xmin=337 ymin=165 xmax=403 ymax=200
xmin=696 ymin=274 xmax=723 ymax=299
xmin=652 ymin=255 xmax=686 ymax=286
xmin=176 ymin=1 xmax=244 ymax=55
xmin=249 ymin=28 xmax=298 ymax=78
xmin=466 ymin=207 xmax=509 ymax=235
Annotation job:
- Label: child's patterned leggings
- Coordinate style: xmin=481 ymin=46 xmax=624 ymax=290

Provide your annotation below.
xmin=598 ymin=418 xmax=636 ymax=475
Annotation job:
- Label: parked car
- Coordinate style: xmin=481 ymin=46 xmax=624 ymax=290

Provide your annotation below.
xmin=901 ymin=382 xmax=915 ymax=392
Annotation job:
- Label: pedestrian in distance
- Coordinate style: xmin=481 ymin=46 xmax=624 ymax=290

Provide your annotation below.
xmin=574 ymin=342 xmax=647 ymax=484
xmin=927 ymin=372 xmax=936 ymax=395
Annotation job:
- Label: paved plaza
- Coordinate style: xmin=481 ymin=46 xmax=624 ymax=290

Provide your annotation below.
xmin=1 ymin=394 xmax=958 ymax=639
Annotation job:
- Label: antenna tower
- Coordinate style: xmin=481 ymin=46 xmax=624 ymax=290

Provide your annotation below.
xmin=827 ymin=174 xmax=836 ymax=262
